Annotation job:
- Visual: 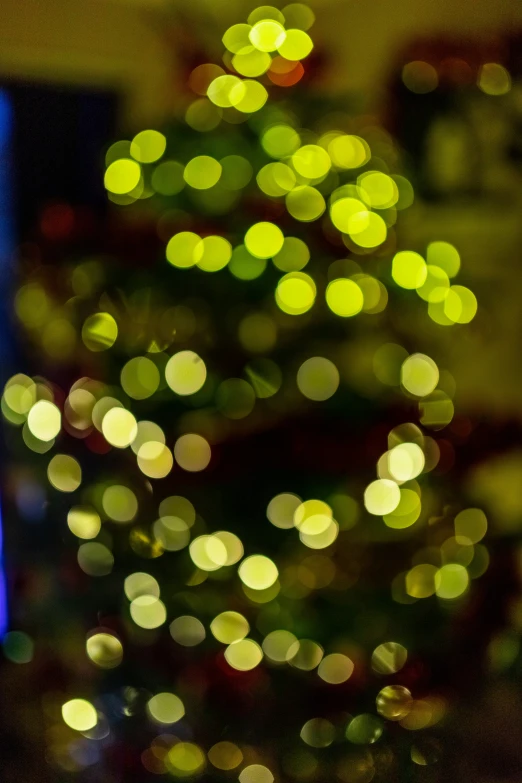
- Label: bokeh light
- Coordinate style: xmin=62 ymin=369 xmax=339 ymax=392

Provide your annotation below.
xmin=62 ymin=699 xmax=97 ymax=732
xmin=165 ymin=351 xmax=207 ymax=396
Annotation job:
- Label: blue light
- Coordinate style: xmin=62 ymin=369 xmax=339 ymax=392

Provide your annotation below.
xmin=0 ymin=88 xmax=14 ymax=638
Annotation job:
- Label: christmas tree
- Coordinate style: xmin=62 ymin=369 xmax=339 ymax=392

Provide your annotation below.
xmin=2 ymin=4 xmax=491 ymax=782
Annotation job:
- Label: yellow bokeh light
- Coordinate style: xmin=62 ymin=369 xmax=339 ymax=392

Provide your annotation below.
xmin=259 ymin=161 xmax=295 ymax=197
xmin=67 ymin=506 xmax=101 ymax=539
xmin=292 ymin=144 xmax=331 ymax=179
xmin=191 ymin=534 xmax=225 ymax=571
xmin=216 ymin=378 xmax=256 ymax=419
xmin=4 ymin=373 xmax=36 ymax=415
xmin=402 ymin=61 xmax=438 ymax=93
xmin=419 ymin=390 xmax=454 ymax=428
xmin=392 ymin=251 xmax=427 ymax=289
xmin=358 ymin=171 xmax=398 ymax=209
xmin=189 ymin=534 xmax=227 ymax=571
xmin=258 ymin=161 xmax=296 ymax=196
xmin=104 ymin=159 xmax=141 ymax=194
xmin=371 ymin=642 xmax=407 ymax=674
xmin=103 ymin=485 xmax=138 ymax=523
xmin=184 ymin=108 xmax=216 ymax=137
xmin=294 ymin=499 xmax=333 ymax=534
xmin=15 ymin=282 xmax=49 ymax=328
xmin=124 ymin=571 xmax=160 ymax=600
xmin=208 ymin=741 xmax=243 ymax=771
xmin=275 ymin=271 xmax=316 ymax=315
xmin=166 ymin=742 xmax=205 ymax=777
xmin=169 ymin=615 xmax=206 ymax=647
xmin=159 ymin=495 xmax=195 ymax=526
xmin=326 ymin=278 xmax=364 ymax=317
xmin=428 ymin=298 xmax=454 ymax=326
xmin=267 ymin=492 xmax=301 ymax=529
xmin=262 ymin=124 xmax=301 ymax=158
xmin=364 ymin=479 xmax=400 ymax=516
xmin=277 ymin=28 xmax=313 ymax=60
xmin=229 ymin=245 xmax=267 ymax=280
xmin=246 ymin=357 xmax=282 ymax=398
xmin=434 ymin=563 xmax=469 ymax=599
xmin=184 ymin=155 xmax=222 ymax=189
xmin=130 ymin=595 xmax=167 ymax=629
xmin=296 ymin=357 xmax=339 ymax=401
xmin=174 ymin=433 xmax=211 ymax=472
xmin=376 ymin=685 xmax=412 ymax=720
xmin=86 ymin=632 xmax=123 ymax=669
xmin=214 ymin=531 xmax=244 ymax=565
xmin=147 ymin=693 xmax=185 ymax=724
xmin=225 ymin=638 xmax=263 ymax=671
xmin=443 ymin=285 xmax=477 ymax=324
xmin=48 ymin=454 xmax=82 ymax=492
xmin=416 ymin=265 xmax=449 ymax=303
xmin=130 ymin=420 xmax=165 ymax=455
xmin=427 ymin=241 xmax=460 ymax=277
xmin=272 ymin=236 xmax=309 ymax=271
xmin=478 ymin=62 xmax=511 ymax=95
xmin=211 ymin=611 xmax=249 ymax=644
xmin=455 ymin=508 xmax=487 ymax=544
xmin=262 ymin=629 xmax=298 ymax=662
xmin=27 ymin=400 xmax=61 ymax=441
xmin=299 ymin=518 xmax=339 ymax=549
xmin=282 ymin=3 xmax=315 ymax=30
xmin=300 ymin=718 xmax=335 ymax=747
xmin=137 ymin=442 xmax=174 ymax=479
xmin=154 ymin=516 xmax=189 ymax=551
xmin=235 ymin=80 xmax=269 ymax=113
xmin=383 ymin=488 xmax=421 ymax=529
xmin=357 ymin=274 xmax=388 ymax=313
xmin=66 ymin=388 xmax=95 ymax=431
xmin=165 ymin=350 xmax=207 ymax=396
xmin=101 ymin=407 xmax=138 ymax=448
xmin=239 ymin=554 xmax=278 ymax=590
xmin=106 ymin=139 xmax=130 ymax=167
xmin=287 ymin=638 xmax=324 ymax=670
xmin=62 ymin=699 xmax=97 ymax=732
xmin=239 ymin=764 xmax=274 ymax=783
xmin=286 ymin=186 xmax=326 ymax=222
xmin=329 ymin=135 xmax=370 ymax=169
xmin=401 ymin=354 xmax=439 ymax=397
xmin=197 ymin=235 xmax=232 ymax=272
xmin=130 ymin=130 xmax=166 ymax=163
xmin=151 ymin=160 xmax=185 ymax=195
xmin=78 ymin=542 xmax=114 ymax=576
xmin=221 ymin=155 xmax=253 ymax=190
xmin=82 ymin=312 xmax=118 ymax=351
xmin=349 ymin=211 xmax=387 ymax=248
xmin=208 ymin=74 xmax=246 ymax=108
xmin=223 ymin=23 xmax=252 ymax=53
xmin=166 ymin=231 xmax=203 ymax=268
xmin=318 ymin=653 xmax=354 ymax=684
xmin=245 ymin=221 xmax=284 ymax=259
xmin=406 ymin=564 xmax=437 ymax=598
xmin=248 ymin=6 xmax=285 ymax=25
xmin=121 ymin=356 xmax=160 ymax=400
xmin=329 ymin=197 xmax=366 ymax=233
xmin=394 ymin=174 xmax=415 ymax=209
xmin=249 ymin=20 xmax=286 ymax=52
xmin=387 ymin=443 xmax=425 ymax=482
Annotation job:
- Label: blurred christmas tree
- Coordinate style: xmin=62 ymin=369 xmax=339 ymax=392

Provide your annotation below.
xmin=1 ymin=4 xmax=495 ymax=783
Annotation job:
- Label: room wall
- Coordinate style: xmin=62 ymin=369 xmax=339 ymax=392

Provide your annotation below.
xmin=0 ymin=0 xmax=174 ymax=128
xmin=1 ymin=0 xmax=521 ymax=128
